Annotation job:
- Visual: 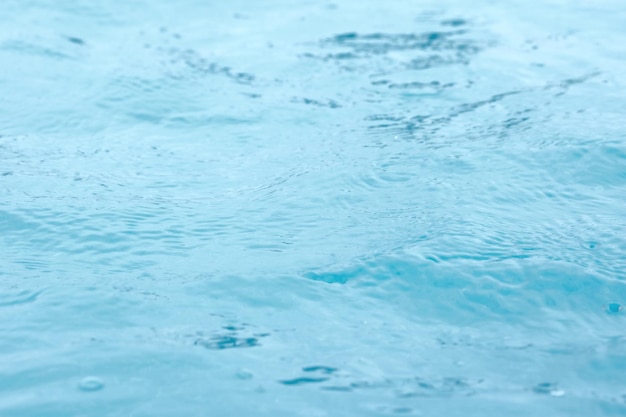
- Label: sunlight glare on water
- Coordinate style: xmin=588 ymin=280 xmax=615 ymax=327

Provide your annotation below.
xmin=1 ymin=0 xmax=626 ymax=416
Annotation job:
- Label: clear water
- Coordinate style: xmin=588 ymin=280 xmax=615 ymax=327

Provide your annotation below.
xmin=1 ymin=0 xmax=625 ymax=415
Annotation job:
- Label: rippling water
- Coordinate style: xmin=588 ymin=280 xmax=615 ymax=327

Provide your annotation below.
xmin=1 ymin=0 xmax=626 ymax=415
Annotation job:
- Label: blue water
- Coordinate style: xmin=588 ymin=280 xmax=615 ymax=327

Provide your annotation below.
xmin=1 ymin=0 xmax=626 ymax=415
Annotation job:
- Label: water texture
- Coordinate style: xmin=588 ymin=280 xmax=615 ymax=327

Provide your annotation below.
xmin=1 ymin=0 xmax=625 ymax=416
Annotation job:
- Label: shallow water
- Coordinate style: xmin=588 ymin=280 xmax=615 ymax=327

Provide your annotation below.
xmin=1 ymin=0 xmax=626 ymax=415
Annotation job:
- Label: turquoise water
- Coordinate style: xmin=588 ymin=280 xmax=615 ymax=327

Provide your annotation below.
xmin=1 ymin=0 xmax=626 ymax=415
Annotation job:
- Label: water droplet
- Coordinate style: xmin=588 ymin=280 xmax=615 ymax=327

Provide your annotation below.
xmin=236 ymin=369 xmax=254 ymax=380
xmin=392 ymin=407 xmax=414 ymax=414
xmin=607 ymin=303 xmax=622 ymax=314
xmin=78 ymin=376 xmax=104 ymax=392
xmin=533 ymin=382 xmax=564 ymax=396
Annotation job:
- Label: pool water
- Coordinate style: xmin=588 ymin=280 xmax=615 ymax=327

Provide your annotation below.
xmin=1 ymin=0 xmax=625 ymax=415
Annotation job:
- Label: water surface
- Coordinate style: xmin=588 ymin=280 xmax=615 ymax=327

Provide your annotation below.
xmin=1 ymin=0 xmax=626 ymax=416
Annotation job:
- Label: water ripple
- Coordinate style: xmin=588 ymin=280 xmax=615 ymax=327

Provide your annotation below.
xmin=1 ymin=1 xmax=626 ymax=416
xmin=0 ymin=289 xmax=44 ymax=308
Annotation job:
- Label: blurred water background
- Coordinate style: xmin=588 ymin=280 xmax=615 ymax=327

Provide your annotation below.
xmin=1 ymin=0 xmax=626 ymax=415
